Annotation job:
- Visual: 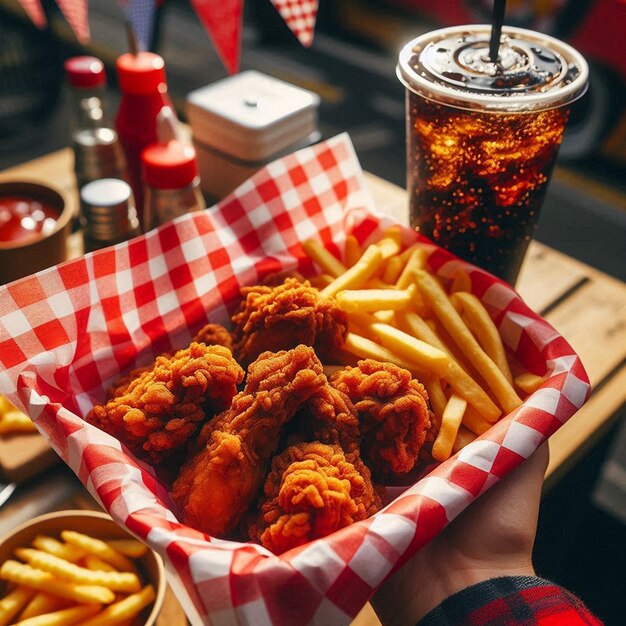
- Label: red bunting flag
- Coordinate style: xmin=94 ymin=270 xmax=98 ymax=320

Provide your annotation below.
xmin=269 ymin=0 xmax=318 ymax=46
xmin=56 ymin=0 xmax=90 ymax=43
xmin=190 ymin=0 xmax=244 ymax=74
xmin=16 ymin=0 xmax=47 ymax=27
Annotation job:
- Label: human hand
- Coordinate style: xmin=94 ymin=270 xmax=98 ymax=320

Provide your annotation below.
xmin=371 ymin=443 xmax=549 ymax=625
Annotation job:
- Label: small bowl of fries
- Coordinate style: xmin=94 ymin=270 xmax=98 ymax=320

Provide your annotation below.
xmin=0 ymin=510 xmax=166 ymax=626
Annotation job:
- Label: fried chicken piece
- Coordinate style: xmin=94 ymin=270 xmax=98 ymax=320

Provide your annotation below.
xmin=231 ymin=277 xmax=348 ymax=367
xmin=191 ymin=323 xmax=233 ymax=351
xmin=330 ymin=360 xmax=432 ymax=477
xmin=300 ymin=385 xmax=360 ymax=455
xmin=249 ymin=442 xmax=382 ymax=554
xmin=171 ymin=345 xmax=327 ymax=538
xmin=106 ymin=324 xmax=233 ymax=400
xmin=86 ymin=343 xmax=244 ymax=465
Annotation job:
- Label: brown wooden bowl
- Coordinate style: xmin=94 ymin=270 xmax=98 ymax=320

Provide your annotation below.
xmin=0 ymin=509 xmax=166 ymax=625
xmin=0 ymin=181 xmax=72 ymax=284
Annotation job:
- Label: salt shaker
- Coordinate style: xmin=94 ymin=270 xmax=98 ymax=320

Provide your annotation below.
xmin=80 ymin=179 xmax=140 ymax=252
xmin=65 ymin=57 xmax=126 ymax=200
xmin=186 ymin=71 xmax=320 ymax=201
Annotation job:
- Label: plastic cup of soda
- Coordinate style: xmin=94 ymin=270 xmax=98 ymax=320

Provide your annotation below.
xmin=397 ymin=25 xmax=588 ymax=284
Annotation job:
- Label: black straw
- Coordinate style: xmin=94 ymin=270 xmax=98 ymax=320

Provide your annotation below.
xmin=489 ymin=0 xmax=506 ymax=62
xmin=125 ymin=21 xmax=139 ymax=55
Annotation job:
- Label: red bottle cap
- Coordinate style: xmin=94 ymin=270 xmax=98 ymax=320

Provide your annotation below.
xmin=116 ymin=52 xmax=167 ymax=95
xmin=141 ymin=141 xmax=198 ymax=189
xmin=64 ymin=56 xmax=106 ymax=89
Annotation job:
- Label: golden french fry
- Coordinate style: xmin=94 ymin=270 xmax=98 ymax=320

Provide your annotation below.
xmin=0 ymin=586 xmax=35 ymax=626
xmin=452 ymin=425 xmax=477 ymax=454
xmin=462 ymin=405 xmax=494 ymax=436
xmin=336 ymin=286 xmax=415 ymax=312
xmin=76 ymin=585 xmax=155 ymax=626
xmin=321 ymin=245 xmax=383 ymax=298
xmin=396 ymin=311 xmax=501 ymax=421
xmin=14 ymin=603 xmax=101 ymax=626
xmin=18 ymin=593 xmax=66 ymax=621
xmin=450 ymin=291 xmax=513 ymax=383
xmin=302 ymin=239 xmax=346 ymax=278
xmin=0 ymin=395 xmax=13 ymax=413
xmin=415 ymin=270 xmax=522 ymax=414
xmin=432 ymin=394 xmax=467 ymax=462
xmin=449 ymin=270 xmax=472 ymax=294
xmin=0 ymin=410 xmax=37 ymax=435
xmin=422 ymin=376 xmax=447 ymax=423
xmin=343 ymin=333 xmax=429 ymax=378
xmin=381 ymin=255 xmax=404 ymax=284
xmin=308 ymin=274 xmax=333 ymax=289
xmin=60 ymin=532 xmax=134 ymax=573
xmin=377 ymin=226 xmax=403 ymax=259
xmin=15 ymin=549 xmax=140 ymax=594
xmin=31 ymin=537 xmax=84 ymax=564
xmin=350 ymin=313 xmax=450 ymax=375
xmin=372 ymin=310 xmax=395 ymax=324
xmin=83 ymin=557 xmax=116 ymax=573
xmin=396 ymin=246 xmax=427 ymax=290
xmin=344 ymin=234 xmax=361 ymax=267
xmin=0 ymin=561 xmax=115 ymax=605
xmin=514 ymin=372 xmax=547 ymax=395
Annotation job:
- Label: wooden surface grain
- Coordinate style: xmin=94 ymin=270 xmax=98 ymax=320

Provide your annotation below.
xmin=1 ymin=150 xmax=625 ymax=625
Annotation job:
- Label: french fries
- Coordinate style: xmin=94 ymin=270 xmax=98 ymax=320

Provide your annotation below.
xmin=0 ymin=397 xmax=37 ymax=436
xmin=302 ymin=229 xmax=540 ymax=462
xmin=0 ymin=530 xmax=156 ymax=626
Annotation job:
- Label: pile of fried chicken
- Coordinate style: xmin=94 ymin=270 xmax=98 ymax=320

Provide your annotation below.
xmin=86 ymin=277 xmax=434 ymax=554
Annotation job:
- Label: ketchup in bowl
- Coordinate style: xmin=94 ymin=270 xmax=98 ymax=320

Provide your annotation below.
xmin=0 ymin=196 xmax=59 ymax=243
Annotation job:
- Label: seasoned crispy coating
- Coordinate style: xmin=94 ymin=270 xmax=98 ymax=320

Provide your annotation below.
xmin=249 ymin=442 xmax=382 ymax=554
xmin=330 ymin=360 xmax=431 ymax=477
xmin=302 ymin=385 xmax=360 ymax=456
xmin=191 ymin=323 xmax=233 ymax=351
xmin=106 ymin=324 xmax=233 ymax=400
xmin=86 ymin=343 xmax=244 ymax=464
xmin=171 ymin=346 xmax=327 ymax=537
xmin=231 ymin=278 xmax=348 ymax=367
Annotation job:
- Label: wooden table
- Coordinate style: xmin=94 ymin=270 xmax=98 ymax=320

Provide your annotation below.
xmin=1 ymin=149 xmax=625 ymax=625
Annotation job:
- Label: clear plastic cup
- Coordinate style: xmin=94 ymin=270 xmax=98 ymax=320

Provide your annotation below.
xmin=397 ymin=25 xmax=588 ymax=283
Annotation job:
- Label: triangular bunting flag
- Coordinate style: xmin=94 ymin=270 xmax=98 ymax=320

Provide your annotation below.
xmin=117 ymin=0 xmax=157 ymax=51
xmin=17 ymin=0 xmax=47 ymax=27
xmin=270 ymin=0 xmax=319 ymax=47
xmin=56 ymin=0 xmax=90 ymax=44
xmin=190 ymin=0 xmax=244 ymax=74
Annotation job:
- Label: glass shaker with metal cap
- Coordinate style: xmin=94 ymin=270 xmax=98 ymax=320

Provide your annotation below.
xmin=65 ymin=57 xmax=126 ymax=200
xmin=80 ymin=179 xmax=140 ymax=252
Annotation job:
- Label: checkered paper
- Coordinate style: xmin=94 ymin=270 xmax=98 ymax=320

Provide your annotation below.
xmin=0 ymin=134 xmax=589 ymax=626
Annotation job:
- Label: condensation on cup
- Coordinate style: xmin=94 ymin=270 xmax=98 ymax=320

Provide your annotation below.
xmin=397 ymin=25 xmax=588 ymax=284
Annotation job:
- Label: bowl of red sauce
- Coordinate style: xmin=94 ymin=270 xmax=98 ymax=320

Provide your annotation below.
xmin=0 ymin=181 xmax=72 ymax=284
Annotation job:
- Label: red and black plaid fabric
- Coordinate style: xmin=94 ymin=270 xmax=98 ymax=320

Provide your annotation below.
xmin=418 ymin=576 xmax=603 ymax=626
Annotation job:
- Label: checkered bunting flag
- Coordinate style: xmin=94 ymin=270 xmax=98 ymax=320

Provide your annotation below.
xmin=55 ymin=0 xmax=90 ymax=43
xmin=270 ymin=0 xmax=319 ymax=46
xmin=16 ymin=0 xmax=47 ymax=27
xmin=118 ymin=0 xmax=158 ymax=51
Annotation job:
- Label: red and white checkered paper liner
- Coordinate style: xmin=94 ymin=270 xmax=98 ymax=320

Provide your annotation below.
xmin=0 ymin=134 xmax=590 ymax=625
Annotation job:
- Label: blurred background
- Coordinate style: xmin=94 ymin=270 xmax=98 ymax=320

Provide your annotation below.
xmin=0 ymin=0 xmax=624 ymax=623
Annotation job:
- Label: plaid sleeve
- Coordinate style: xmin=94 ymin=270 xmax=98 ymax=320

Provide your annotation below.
xmin=417 ymin=576 xmax=603 ymax=625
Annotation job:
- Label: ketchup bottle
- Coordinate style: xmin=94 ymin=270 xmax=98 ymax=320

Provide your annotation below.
xmin=115 ymin=52 xmax=172 ymax=231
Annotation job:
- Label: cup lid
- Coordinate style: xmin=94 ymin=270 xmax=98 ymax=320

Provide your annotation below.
xmin=397 ymin=25 xmax=589 ymax=112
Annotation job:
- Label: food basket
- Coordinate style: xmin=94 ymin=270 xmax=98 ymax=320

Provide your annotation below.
xmin=0 ymin=134 xmax=590 ymax=626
